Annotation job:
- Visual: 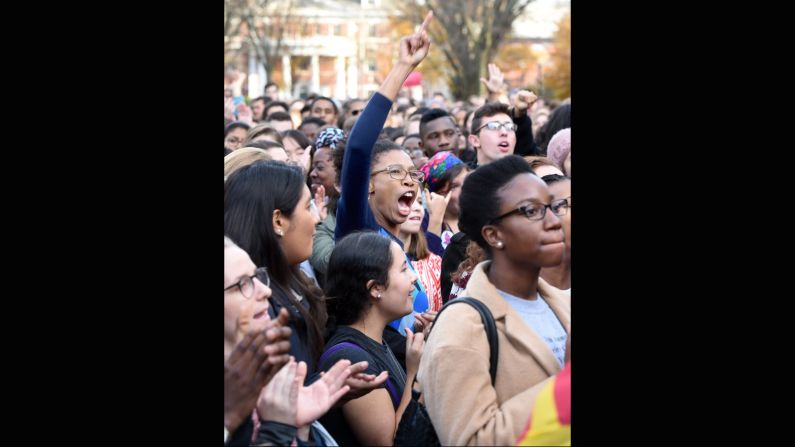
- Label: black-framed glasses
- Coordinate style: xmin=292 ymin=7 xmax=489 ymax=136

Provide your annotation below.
xmin=371 ymin=164 xmax=425 ymax=183
xmin=474 ymin=121 xmax=518 ymax=134
xmin=224 ymin=267 xmax=270 ymax=299
xmin=490 ymin=198 xmax=569 ymax=224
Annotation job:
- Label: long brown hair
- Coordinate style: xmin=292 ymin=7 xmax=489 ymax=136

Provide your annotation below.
xmin=406 ymin=231 xmax=430 ymax=260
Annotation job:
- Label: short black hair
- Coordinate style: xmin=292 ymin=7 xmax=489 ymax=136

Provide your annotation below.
xmin=403 ymin=133 xmax=422 ymax=143
xmin=324 ymin=231 xmax=394 ymax=325
xmin=299 ymin=117 xmax=327 ymax=129
xmin=419 ymin=109 xmax=456 ymax=138
xmin=264 ymin=82 xmax=278 ymax=90
xmin=264 ymin=101 xmax=289 ymax=120
xmin=536 ymin=104 xmax=571 ymax=151
xmin=380 ymin=127 xmax=404 ymax=141
xmin=388 ymin=128 xmax=404 ymax=142
xmin=266 ymin=111 xmax=293 ymax=122
xmin=225 ymin=121 xmax=251 ymax=136
xmin=311 ymin=96 xmax=339 ymax=115
xmin=371 ymin=139 xmax=405 ymax=167
xmin=459 ymin=155 xmax=536 ymax=252
xmin=471 ymin=102 xmax=511 ymax=135
xmin=409 ymin=107 xmax=430 ymax=119
xmin=541 ymin=174 xmax=570 ymax=186
xmin=342 ymin=98 xmax=364 ymax=114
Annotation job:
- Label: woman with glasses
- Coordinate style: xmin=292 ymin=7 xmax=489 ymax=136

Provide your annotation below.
xmin=224 ymin=235 xmax=291 ymax=445
xmin=334 ymin=12 xmax=434 ymax=368
xmin=417 ymin=155 xmax=571 ymax=445
xmin=225 ymin=121 xmax=251 ymax=153
xmin=225 ymin=235 xmax=359 ymax=446
xmin=540 ymin=174 xmax=572 ymax=299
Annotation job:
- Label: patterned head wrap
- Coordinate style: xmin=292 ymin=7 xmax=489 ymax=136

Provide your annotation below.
xmin=314 ymin=127 xmax=345 ymax=150
xmin=420 ymin=151 xmax=465 ymax=193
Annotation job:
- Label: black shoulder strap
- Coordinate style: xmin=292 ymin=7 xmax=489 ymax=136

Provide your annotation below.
xmin=429 ymin=297 xmax=498 ymax=385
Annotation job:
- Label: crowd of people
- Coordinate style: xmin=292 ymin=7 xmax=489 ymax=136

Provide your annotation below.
xmin=224 ymin=11 xmax=571 ymax=446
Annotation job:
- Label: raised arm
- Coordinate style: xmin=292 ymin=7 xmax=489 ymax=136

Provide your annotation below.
xmin=335 ymin=12 xmax=434 ymax=241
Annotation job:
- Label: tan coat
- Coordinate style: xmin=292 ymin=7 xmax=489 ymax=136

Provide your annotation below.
xmin=417 ymin=260 xmax=571 ymax=446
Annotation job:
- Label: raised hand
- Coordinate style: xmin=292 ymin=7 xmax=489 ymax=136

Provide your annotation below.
xmin=224 ymin=97 xmax=236 ymax=122
xmin=398 ymin=11 xmax=433 ymax=67
xmin=236 ymin=103 xmax=254 ymax=126
xmin=480 ymin=63 xmax=505 ymax=95
xmin=425 ymin=188 xmax=451 ymax=236
xmin=426 ymin=188 xmax=451 ymax=220
xmin=513 ymin=89 xmax=539 ymax=113
xmin=313 ymin=184 xmax=328 ymax=221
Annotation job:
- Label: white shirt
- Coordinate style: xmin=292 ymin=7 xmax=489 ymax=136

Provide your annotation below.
xmin=497 ymin=289 xmax=567 ymax=367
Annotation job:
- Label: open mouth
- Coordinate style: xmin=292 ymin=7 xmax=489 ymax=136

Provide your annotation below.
xmin=397 ymin=190 xmax=415 ymax=217
xmin=498 ymin=141 xmax=511 ymax=152
xmin=253 ymin=308 xmax=269 ymax=320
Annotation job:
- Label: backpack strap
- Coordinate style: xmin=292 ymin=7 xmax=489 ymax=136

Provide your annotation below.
xmin=319 ymin=341 xmax=400 ymax=409
xmin=429 ymin=297 xmax=499 ymax=385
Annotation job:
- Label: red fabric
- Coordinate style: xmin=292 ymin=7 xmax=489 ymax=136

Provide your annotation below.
xmin=412 ymin=253 xmax=443 ymax=312
xmin=403 ymin=71 xmax=423 ymax=87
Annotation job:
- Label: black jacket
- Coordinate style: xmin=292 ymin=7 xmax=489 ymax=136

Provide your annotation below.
xmin=440 ymin=231 xmax=472 ymax=304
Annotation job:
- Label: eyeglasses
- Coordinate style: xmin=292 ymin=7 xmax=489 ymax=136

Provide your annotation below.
xmin=224 ymin=267 xmax=270 ymax=299
xmin=490 ymin=198 xmax=569 ymax=224
xmin=225 ymin=137 xmax=243 ymax=144
xmin=371 ymin=164 xmax=426 ymax=183
xmin=474 ymin=121 xmax=518 ymax=134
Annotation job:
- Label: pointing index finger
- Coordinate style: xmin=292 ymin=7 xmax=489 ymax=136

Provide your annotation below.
xmin=419 ymin=11 xmax=433 ymax=34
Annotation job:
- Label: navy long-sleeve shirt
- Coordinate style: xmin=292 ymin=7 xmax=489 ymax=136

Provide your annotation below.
xmin=334 ymin=92 xmax=443 ymax=256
